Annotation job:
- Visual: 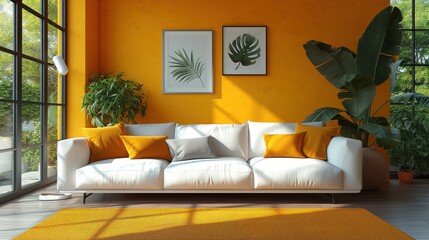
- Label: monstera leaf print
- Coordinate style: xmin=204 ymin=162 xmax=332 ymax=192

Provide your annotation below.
xmin=169 ymin=48 xmax=205 ymax=87
xmin=228 ymin=33 xmax=261 ymax=70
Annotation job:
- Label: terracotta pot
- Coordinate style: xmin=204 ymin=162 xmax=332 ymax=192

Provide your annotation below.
xmin=398 ymin=170 xmax=414 ymax=184
xmin=362 ymin=147 xmax=387 ymax=190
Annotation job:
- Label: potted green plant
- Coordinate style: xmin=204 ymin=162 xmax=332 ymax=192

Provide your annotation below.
xmin=302 ymin=6 xmax=403 ymax=190
xmin=82 ymin=72 xmax=147 ymax=127
xmin=389 ymin=93 xmax=429 ymax=183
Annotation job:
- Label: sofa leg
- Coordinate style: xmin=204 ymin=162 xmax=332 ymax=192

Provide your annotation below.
xmin=326 ymin=193 xmax=335 ymax=204
xmin=83 ymin=193 xmax=92 ymax=204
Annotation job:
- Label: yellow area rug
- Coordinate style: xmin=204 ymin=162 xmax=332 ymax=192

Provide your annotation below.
xmin=15 ymin=208 xmax=413 ymax=240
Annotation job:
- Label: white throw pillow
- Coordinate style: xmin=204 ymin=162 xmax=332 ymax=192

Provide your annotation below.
xmin=247 ymin=121 xmax=323 ymax=159
xmin=175 ymin=123 xmax=248 ymax=159
xmin=125 ymin=122 xmax=176 ymax=139
xmin=166 ymin=136 xmax=216 ymax=161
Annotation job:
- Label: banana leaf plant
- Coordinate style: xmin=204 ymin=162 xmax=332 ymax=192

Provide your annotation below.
xmin=302 ymin=6 xmax=402 ymax=149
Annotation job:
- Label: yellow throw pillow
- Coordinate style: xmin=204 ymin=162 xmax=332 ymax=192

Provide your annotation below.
xmin=120 ymin=136 xmax=172 ymax=161
xmin=295 ymin=123 xmax=340 ymax=160
xmin=82 ymin=123 xmax=128 ymax=163
xmin=263 ymin=132 xmax=306 ymax=158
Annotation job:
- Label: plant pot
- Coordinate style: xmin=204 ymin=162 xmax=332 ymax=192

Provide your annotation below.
xmin=398 ymin=170 xmax=414 ymax=184
xmin=362 ymin=147 xmax=387 ymax=190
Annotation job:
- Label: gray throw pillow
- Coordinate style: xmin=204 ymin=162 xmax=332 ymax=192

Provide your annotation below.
xmin=166 ymin=136 xmax=216 ymax=161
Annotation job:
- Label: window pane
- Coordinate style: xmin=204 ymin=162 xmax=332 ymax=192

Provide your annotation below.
xmin=47 ymin=143 xmax=57 ymax=177
xmin=400 ymin=30 xmax=412 ymax=62
xmin=415 ymin=66 xmax=429 ymax=95
xmin=22 ymin=59 xmax=41 ymax=102
xmin=23 ymin=0 xmax=41 ymax=14
xmin=48 ymin=67 xmax=61 ymax=103
xmin=392 ymin=66 xmax=413 ymax=94
xmin=0 ymin=150 xmax=14 ymax=195
xmin=22 ymin=9 xmax=41 ymax=59
xmin=21 ymin=146 xmax=40 ymax=187
xmin=48 ymin=105 xmax=61 ymax=141
xmin=22 ymin=104 xmax=41 ymax=146
xmin=0 ymin=102 xmax=14 ymax=150
xmin=0 ymin=51 xmax=14 ymax=100
xmin=391 ymin=0 xmax=412 ymax=29
xmin=416 ymin=0 xmax=429 ymax=29
xmin=415 ymin=31 xmax=429 ymax=65
xmin=48 ymin=24 xmax=60 ymax=61
xmin=0 ymin=0 xmax=14 ymax=50
xmin=48 ymin=0 xmax=62 ymax=26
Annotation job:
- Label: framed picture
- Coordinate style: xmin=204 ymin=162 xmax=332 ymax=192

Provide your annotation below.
xmin=163 ymin=30 xmax=213 ymax=94
xmin=222 ymin=26 xmax=267 ymax=75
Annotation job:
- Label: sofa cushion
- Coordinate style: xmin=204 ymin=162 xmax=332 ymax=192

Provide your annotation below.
xmin=125 ymin=122 xmax=175 ymax=139
xmin=166 ymin=136 xmax=216 ymax=161
xmin=175 ymin=123 xmax=248 ymax=159
xmin=263 ymin=132 xmax=306 ymax=158
xmin=120 ymin=136 xmax=172 ymax=161
xmin=82 ymin=123 xmax=128 ymax=163
xmin=76 ymin=158 xmax=169 ymax=190
xmin=249 ymin=157 xmax=343 ymax=190
xmin=248 ymin=121 xmax=323 ymax=159
xmin=164 ymin=157 xmax=252 ymax=189
xmin=295 ymin=124 xmax=340 ymax=160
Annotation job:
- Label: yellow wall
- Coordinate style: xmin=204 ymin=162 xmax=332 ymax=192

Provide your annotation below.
xmin=68 ymin=0 xmax=390 ymax=137
xmin=67 ymin=0 xmax=99 ymax=137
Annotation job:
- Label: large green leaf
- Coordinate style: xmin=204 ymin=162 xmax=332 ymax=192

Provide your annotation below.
xmin=228 ymin=33 xmax=261 ymax=70
xmin=337 ymin=76 xmax=375 ymax=121
xmin=357 ymin=6 xmax=403 ymax=86
xmin=360 ymin=123 xmax=401 ymax=149
xmin=369 ymin=117 xmax=389 ymax=126
xmin=303 ymin=107 xmax=344 ymax=123
xmin=391 ymin=93 xmax=429 ymax=107
xmin=303 ymin=40 xmax=358 ymax=88
xmin=338 ymin=118 xmax=359 ymax=139
xmin=169 ymin=49 xmax=205 ymax=87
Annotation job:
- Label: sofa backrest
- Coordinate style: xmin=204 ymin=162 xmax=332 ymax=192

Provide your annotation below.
xmin=125 ymin=122 xmax=176 ymax=139
xmin=247 ymin=121 xmax=323 ymax=159
xmin=175 ymin=123 xmax=248 ymax=159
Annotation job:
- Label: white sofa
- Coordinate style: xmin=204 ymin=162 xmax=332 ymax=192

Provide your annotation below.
xmin=57 ymin=122 xmax=362 ymax=202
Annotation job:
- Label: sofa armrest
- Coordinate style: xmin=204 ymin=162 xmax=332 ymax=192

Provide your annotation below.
xmin=327 ymin=136 xmax=362 ymax=191
xmin=57 ymin=137 xmax=90 ymax=191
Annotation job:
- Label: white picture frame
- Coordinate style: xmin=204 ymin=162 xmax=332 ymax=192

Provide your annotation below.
xmin=222 ymin=26 xmax=267 ymax=75
xmin=163 ymin=30 xmax=213 ymax=94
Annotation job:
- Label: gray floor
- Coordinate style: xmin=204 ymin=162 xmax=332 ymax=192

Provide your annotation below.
xmin=0 ymin=179 xmax=428 ymax=240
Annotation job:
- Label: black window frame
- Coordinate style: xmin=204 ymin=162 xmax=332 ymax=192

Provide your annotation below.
xmin=397 ymin=0 xmax=429 ymax=92
xmin=0 ymin=0 xmax=67 ymax=204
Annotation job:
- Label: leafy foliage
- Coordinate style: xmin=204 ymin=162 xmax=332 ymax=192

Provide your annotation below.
xmin=22 ymin=122 xmax=58 ymax=171
xmin=169 ymin=49 xmax=205 ymax=87
xmin=391 ymin=92 xmax=429 ymax=107
xmin=0 ymin=80 xmax=40 ymax=136
xmin=303 ymin=6 xmax=403 ymax=149
xmin=228 ymin=33 xmax=261 ymax=70
xmin=389 ymin=105 xmax=429 ymax=174
xmin=388 ymin=1 xmax=429 ymax=174
xmin=81 ymin=73 xmax=147 ymax=127
xmin=391 ymin=0 xmax=429 ymax=96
